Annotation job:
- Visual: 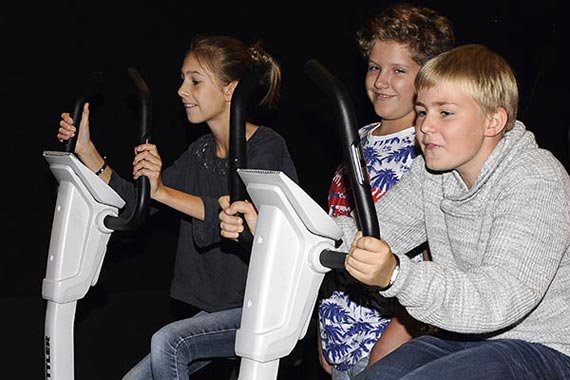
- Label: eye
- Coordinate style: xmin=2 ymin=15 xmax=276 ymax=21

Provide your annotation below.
xmin=440 ymin=110 xmax=453 ymax=117
xmin=395 ymin=68 xmax=406 ymax=74
xmin=367 ymin=64 xmax=380 ymax=72
xmin=415 ymin=108 xmax=426 ymax=118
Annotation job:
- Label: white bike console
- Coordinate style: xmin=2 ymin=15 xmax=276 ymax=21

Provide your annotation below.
xmin=235 ymin=169 xmax=342 ymax=380
xmin=42 ymin=151 xmax=124 ymax=380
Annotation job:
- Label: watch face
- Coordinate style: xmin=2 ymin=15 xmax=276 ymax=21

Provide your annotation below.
xmin=380 ymin=254 xmax=400 ymax=291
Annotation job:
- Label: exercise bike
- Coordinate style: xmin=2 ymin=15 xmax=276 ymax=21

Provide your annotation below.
xmin=42 ymin=62 xmax=271 ymax=380
xmin=42 ymin=67 xmax=152 ymax=380
xmin=233 ymin=59 xmax=380 ymax=380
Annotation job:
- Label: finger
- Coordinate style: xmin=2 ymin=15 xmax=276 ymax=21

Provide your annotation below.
xmin=218 ymin=195 xmax=230 ymax=209
xmin=220 ymin=219 xmax=244 ymax=232
xmin=344 ymin=258 xmax=370 ymax=282
xmin=227 ymin=203 xmax=243 ymax=215
xmin=135 ymin=143 xmax=159 ymax=156
xmin=81 ymin=103 xmax=90 ymax=124
xmin=351 ymin=231 xmax=363 ymax=247
xmin=229 ymin=201 xmax=255 ymax=215
xmin=346 ymin=246 xmax=370 ymax=266
xmin=219 ymin=221 xmax=243 ymax=239
xmin=59 ymin=117 xmax=76 ymax=131
xmin=133 ymin=165 xmax=160 ymax=180
xmin=354 ymin=235 xmax=383 ymax=251
xmin=220 ymin=211 xmax=243 ymax=225
xmin=220 ymin=229 xmax=240 ymax=240
xmin=57 ymin=127 xmax=74 ymax=141
xmin=133 ymin=151 xmax=161 ymax=169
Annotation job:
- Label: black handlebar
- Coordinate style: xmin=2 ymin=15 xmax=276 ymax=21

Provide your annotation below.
xmin=64 ymin=99 xmax=83 ymax=154
xmin=64 ymin=67 xmax=152 ymax=232
xmin=104 ymin=67 xmax=152 ymax=231
xmin=64 ymin=73 xmax=102 ymax=154
xmin=229 ymin=65 xmax=265 ymax=248
xmin=304 ymin=59 xmax=380 ymax=269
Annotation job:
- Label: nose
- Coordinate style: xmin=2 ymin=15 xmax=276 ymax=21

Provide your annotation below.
xmin=178 ymin=81 xmax=188 ymax=98
xmin=373 ymin=70 xmax=389 ymax=89
xmin=418 ymin=114 xmax=435 ymax=135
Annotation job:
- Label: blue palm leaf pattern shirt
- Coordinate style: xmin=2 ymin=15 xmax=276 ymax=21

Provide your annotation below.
xmin=320 ymin=122 xmax=419 ymax=370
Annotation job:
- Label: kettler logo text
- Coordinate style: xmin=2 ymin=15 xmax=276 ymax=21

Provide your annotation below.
xmin=45 ymin=336 xmax=51 ymax=378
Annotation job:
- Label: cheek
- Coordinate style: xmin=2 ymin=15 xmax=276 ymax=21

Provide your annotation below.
xmin=364 ymin=75 xmax=375 ymax=91
xmin=414 ymin=123 xmax=422 ymax=136
xmin=365 ymin=86 xmax=376 ymax=103
xmin=396 ymin=81 xmax=416 ymax=100
xmin=414 ymin=123 xmax=426 ymax=146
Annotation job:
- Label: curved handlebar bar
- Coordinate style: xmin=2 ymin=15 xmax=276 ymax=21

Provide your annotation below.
xmin=103 ymin=67 xmax=152 ymax=231
xmin=229 ymin=65 xmax=265 ymax=248
xmin=64 ymin=73 xmax=103 ymax=154
xmin=304 ymin=59 xmax=380 ymax=269
xmin=63 ymin=67 xmax=152 ymax=232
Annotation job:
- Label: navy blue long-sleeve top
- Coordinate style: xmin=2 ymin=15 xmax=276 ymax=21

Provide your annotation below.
xmin=109 ymin=126 xmax=298 ymax=312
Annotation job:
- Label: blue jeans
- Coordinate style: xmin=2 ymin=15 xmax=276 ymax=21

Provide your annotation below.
xmin=354 ymin=335 xmax=570 ymax=380
xmin=122 ymin=307 xmax=242 ymax=380
xmin=332 ymin=355 xmax=369 ymax=380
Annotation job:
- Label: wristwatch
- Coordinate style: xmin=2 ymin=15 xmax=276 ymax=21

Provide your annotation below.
xmin=378 ymin=254 xmax=400 ymax=291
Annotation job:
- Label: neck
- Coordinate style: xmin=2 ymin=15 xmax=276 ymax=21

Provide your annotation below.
xmin=210 ymin=121 xmax=259 ymax=159
xmin=373 ymin=112 xmax=416 ymax=136
xmin=373 ymin=120 xmax=412 ymax=136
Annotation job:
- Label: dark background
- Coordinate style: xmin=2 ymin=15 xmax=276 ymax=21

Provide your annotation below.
xmin=1 ymin=0 xmax=567 ymax=379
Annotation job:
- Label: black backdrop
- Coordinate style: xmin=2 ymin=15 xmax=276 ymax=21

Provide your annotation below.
xmin=1 ymin=1 xmax=567 ymax=379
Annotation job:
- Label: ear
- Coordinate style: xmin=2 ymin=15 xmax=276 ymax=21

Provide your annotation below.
xmin=223 ymin=81 xmax=239 ymax=102
xmin=485 ymin=107 xmax=508 ymax=137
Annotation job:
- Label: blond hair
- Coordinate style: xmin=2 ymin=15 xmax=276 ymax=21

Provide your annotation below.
xmin=416 ymin=44 xmax=519 ymax=131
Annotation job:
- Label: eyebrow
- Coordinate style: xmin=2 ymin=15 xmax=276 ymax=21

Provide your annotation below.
xmin=415 ymin=100 xmax=455 ymax=107
xmin=181 ymin=69 xmax=204 ymax=77
xmin=368 ymin=58 xmax=413 ymax=69
xmin=185 ymin=69 xmax=200 ymax=74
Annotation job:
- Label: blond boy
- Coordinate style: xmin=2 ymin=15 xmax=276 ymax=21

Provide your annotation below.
xmin=343 ymin=44 xmax=570 ymax=380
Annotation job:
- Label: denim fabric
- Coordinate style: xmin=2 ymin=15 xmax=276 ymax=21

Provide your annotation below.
xmin=332 ymin=355 xmax=369 ymax=380
xmin=354 ymin=335 xmax=570 ymax=380
xmin=122 ymin=307 xmax=242 ymax=380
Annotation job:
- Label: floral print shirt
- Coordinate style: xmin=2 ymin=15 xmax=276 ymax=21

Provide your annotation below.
xmin=320 ymin=123 xmax=419 ymax=370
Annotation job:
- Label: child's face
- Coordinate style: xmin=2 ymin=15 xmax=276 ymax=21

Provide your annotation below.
xmin=177 ymin=54 xmax=230 ymax=126
xmin=365 ymin=40 xmax=421 ymax=129
xmin=414 ymin=81 xmax=493 ymax=188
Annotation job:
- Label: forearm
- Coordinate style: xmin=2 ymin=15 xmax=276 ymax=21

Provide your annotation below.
xmin=77 ymin=141 xmax=112 ymax=183
xmin=153 ymin=185 xmax=205 ymax=220
xmin=389 ymin=177 xmax=570 ymax=333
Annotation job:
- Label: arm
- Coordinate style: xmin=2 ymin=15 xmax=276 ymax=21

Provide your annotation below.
xmin=218 ymin=127 xmax=297 ymax=239
xmin=348 ymin=159 xmax=570 ymax=333
xmin=150 ymin=186 xmax=205 ymax=220
xmin=58 ymin=103 xmax=206 ymax=221
xmin=131 ymin=142 xmax=207 ymax=220
xmin=58 ymin=103 xmax=150 ymax=219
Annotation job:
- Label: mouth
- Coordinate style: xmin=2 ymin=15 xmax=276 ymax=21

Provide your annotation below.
xmin=183 ymin=102 xmax=197 ymax=109
xmin=373 ymin=92 xmax=395 ymax=100
xmin=422 ymin=141 xmax=439 ymax=151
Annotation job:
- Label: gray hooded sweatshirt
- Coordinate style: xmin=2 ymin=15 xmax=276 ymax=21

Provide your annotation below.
xmin=336 ymin=121 xmax=570 ymax=357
